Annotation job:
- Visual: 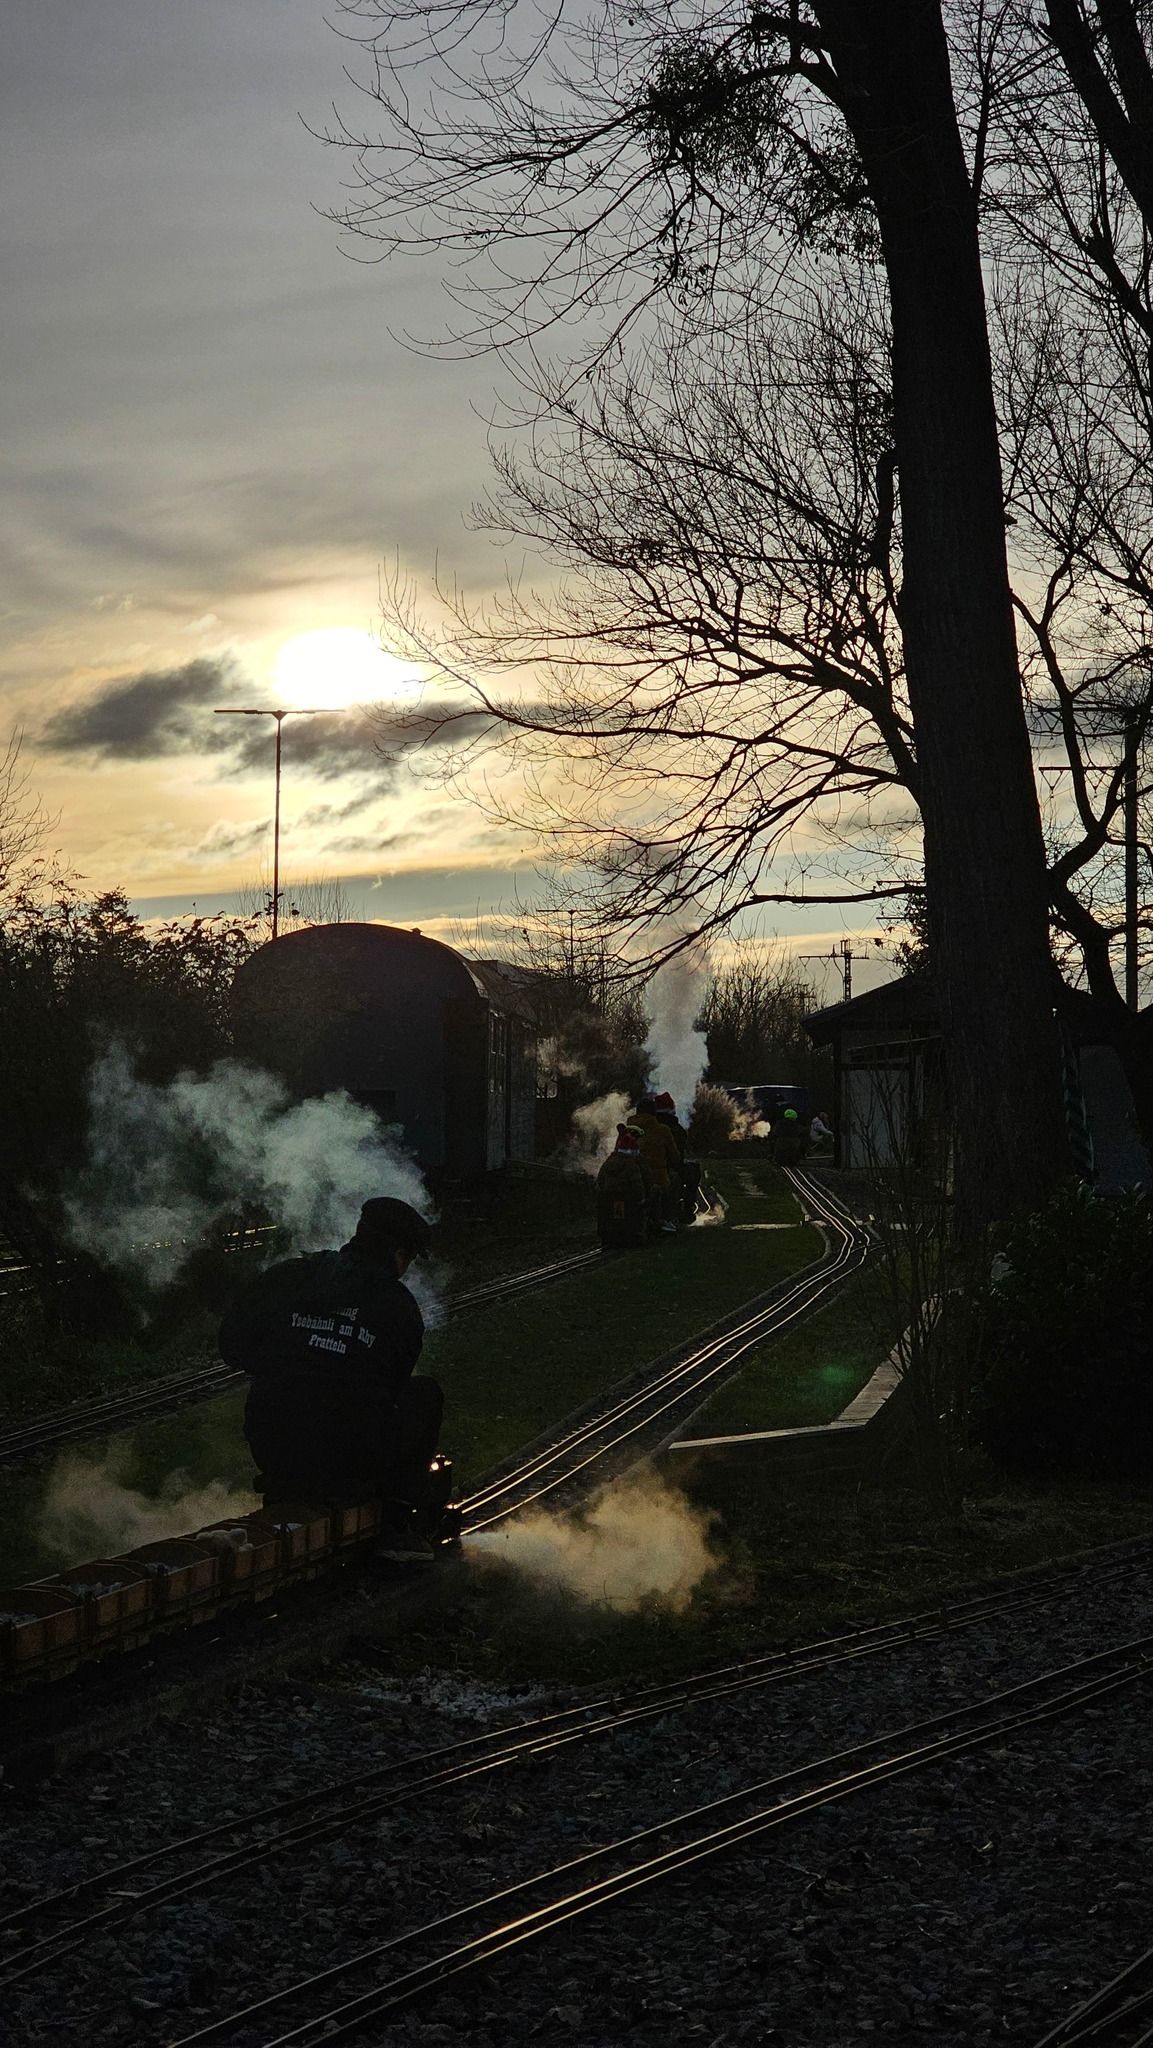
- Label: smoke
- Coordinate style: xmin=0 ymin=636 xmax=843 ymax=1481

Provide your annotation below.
xmin=643 ymin=945 xmax=711 ymax=1119
xmin=463 ymin=1470 xmax=720 ymax=1613
xmin=63 ymin=1045 xmax=433 ymax=1288
xmin=564 ymin=1089 xmax=632 ymax=1176
xmin=36 ymin=1447 xmax=260 ymax=1567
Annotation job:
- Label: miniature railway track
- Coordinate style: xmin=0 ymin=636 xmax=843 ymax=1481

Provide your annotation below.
xmin=3 ymin=1539 xmax=1149 ymax=1998
xmin=167 ymin=1634 xmax=1153 ymax=2048
xmin=0 ymin=1248 xmax=604 ymax=1468
xmin=457 ymin=1165 xmax=866 ymax=1529
xmin=0 ymin=1224 xmax=280 ymax=1303
xmin=1032 ymin=1946 xmax=1153 ymax=2046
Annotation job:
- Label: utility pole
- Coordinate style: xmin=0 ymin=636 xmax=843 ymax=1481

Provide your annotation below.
xmin=800 ymin=937 xmax=883 ymax=1004
xmin=213 ymin=706 xmax=329 ymax=941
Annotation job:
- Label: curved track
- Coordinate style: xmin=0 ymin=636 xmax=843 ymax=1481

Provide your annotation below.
xmin=1 ymin=1539 xmax=1149 ymax=1998
xmin=172 ymin=1633 xmax=1153 ymax=2048
xmin=1033 ymin=1945 xmax=1153 ymax=2046
xmin=458 ymin=1165 xmax=868 ymax=1529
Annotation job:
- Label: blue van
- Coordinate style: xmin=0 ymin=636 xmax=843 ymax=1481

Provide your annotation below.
xmin=724 ymin=1083 xmax=812 ymax=1126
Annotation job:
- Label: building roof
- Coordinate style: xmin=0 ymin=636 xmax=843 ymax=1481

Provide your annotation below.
xmin=804 ymin=974 xmax=937 ymax=1046
xmin=805 ymin=971 xmax=1132 ymax=1049
xmin=465 ymin=957 xmax=541 ymax=1022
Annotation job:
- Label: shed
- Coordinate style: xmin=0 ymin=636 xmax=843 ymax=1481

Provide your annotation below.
xmin=232 ymin=923 xmax=537 ymax=1182
xmin=804 ymin=976 xmax=946 ymax=1174
xmin=804 ymin=974 xmax=1150 ymax=1191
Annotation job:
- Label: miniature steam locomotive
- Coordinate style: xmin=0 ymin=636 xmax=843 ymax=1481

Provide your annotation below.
xmin=0 ymin=1455 xmax=462 ymax=1692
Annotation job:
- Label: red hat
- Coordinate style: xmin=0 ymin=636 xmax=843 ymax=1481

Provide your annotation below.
xmin=614 ymin=1123 xmax=641 ymax=1152
xmin=654 ymin=1092 xmax=675 ymax=1112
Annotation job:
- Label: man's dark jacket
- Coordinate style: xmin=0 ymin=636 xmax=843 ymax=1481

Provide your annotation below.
xmin=219 ymin=1244 xmax=424 ymax=1500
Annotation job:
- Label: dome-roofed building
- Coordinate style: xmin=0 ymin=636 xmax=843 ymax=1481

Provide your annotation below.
xmin=232 ymin=923 xmax=537 ymax=1182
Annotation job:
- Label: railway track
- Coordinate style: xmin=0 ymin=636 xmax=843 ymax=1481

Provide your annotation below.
xmin=170 ymin=1633 xmax=1153 ymax=2048
xmin=0 ymin=1223 xmax=280 ymax=1303
xmin=0 ymin=1247 xmax=605 ymax=1468
xmin=0 ymin=1163 xmax=801 ymax=1474
xmin=456 ymin=1165 xmax=867 ymax=1529
xmin=3 ymin=1537 xmax=1148 ymax=1998
xmin=1034 ymin=1944 xmax=1153 ymax=2046
xmin=2 ymin=1168 xmax=1140 ymax=2045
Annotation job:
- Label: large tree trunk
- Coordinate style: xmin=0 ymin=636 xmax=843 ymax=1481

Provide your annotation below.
xmin=813 ymin=0 xmax=1072 ymax=1231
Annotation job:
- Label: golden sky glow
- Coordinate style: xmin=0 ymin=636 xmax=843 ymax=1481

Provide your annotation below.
xmin=272 ymin=630 xmax=424 ymax=712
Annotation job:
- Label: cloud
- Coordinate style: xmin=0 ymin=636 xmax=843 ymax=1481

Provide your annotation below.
xmin=36 ymin=656 xmax=397 ymax=786
xmin=261 ymin=710 xmax=393 ymax=784
xmin=185 ymin=816 xmax=271 ymax=863
xmin=36 ymin=655 xmax=513 ymax=789
xmin=39 ymin=654 xmax=242 ymax=760
xmin=292 ymin=793 xmax=379 ymax=832
xmin=324 ymin=829 xmax=417 ymax=854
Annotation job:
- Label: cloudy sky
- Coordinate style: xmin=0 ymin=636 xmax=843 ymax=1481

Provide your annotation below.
xmin=2 ymin=0 xmax=891 ymax=999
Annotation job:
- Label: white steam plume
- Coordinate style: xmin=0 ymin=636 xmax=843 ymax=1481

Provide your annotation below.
xmin=463 ymin=1470 xmax=719 ymax=1613
xmin=564 ymin=1089 xmax=631 ymax=1176
xmin=64 ymin=1045 xmax=432 ymax=1289
xmin=643 ymin=945 xmax=710 ymax=1118
xmin=37 ymin=1447 xmax=260 ymax=1567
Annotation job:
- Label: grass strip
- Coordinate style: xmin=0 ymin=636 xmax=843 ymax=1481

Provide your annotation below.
xmin=683 ymin=1261 xmax=898 ymax=1437
xmin=425 ymin=1161 xmax=819 ymax=1478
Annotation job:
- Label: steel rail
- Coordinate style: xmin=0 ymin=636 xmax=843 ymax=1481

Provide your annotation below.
xmin=0 ymin=1249 xmax=605 ymax=1467
xmin=1032 ymin=1943 xmax=1153 ymax=2045
xmin=163 ymin=1634 xmax=1153 ymax=2048
xmin=5 ymin=1537 xmax=1149 ymax=1991
xmin=0 ymin=1225 xmax=279 ymax=1303
xmin=460 ymin=1168 xmax=857 ymax=1512
xmin=459 ymin=1169 xmax=867 ymax=1525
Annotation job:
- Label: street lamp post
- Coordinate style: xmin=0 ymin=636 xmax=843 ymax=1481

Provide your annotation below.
xmin=213 ymin=705 xmax=328 ymax=941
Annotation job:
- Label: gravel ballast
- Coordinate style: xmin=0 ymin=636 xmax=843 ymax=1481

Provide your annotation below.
xmin=2 ymin=1542 xmax=1153 ymax=2045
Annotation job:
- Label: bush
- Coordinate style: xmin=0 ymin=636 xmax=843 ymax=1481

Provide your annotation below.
xmin=972 ymin=1183 xmax=1153 ymax=1479
xmin=688 ymin=1083 xmax=739 ymax=1154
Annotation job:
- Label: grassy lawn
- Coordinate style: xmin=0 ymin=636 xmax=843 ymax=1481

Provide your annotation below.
xmin=684 ymin=1262 xmax=901 ymax=1436
xmin=425 ymin=1159 xmax=821 ymax=1481
xmin=0 ymin=1297 xmax=225 ymax=1429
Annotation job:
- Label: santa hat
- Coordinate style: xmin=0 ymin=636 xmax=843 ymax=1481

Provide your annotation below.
xmin=614 ymin=1123 xmax=641 ymax=1153
xmin=654 ymin=1091 xmax=676 ymax=1112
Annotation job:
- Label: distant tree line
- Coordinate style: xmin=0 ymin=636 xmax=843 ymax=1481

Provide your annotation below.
xmin=0 ymin=763 xmax=260 ymax=1320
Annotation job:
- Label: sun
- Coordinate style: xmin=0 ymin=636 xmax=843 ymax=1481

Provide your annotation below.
xmin=272 ymin=629 xmax=424 ymax=711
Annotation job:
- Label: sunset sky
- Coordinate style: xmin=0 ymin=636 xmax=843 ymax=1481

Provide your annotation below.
xmin=2 ymin=0 xmax=894 ymax=1004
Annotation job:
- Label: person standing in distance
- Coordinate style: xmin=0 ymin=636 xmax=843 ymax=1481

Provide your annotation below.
xmin=219 ymin=1196 xmax=442 ymax=1563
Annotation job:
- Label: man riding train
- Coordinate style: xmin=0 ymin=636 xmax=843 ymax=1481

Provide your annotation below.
xmin=219 ymin=1196 xmax=443 ymax=1564
xmin=595 ymin=1093 xmax=702 ymax=1245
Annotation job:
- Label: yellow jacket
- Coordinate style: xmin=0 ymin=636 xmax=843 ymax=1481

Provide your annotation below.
xmin=630 ymin=1111 xmax=681 ymax=1189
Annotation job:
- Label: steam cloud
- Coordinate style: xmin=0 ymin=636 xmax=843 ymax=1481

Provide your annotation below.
xmin=64 ymin=1046 xmax=432 ymax=1288
xmin=37 ymin=1447 xmax=260 ymax=1567
xmin=463 ymin=1471 xmax=719 ymax=1613
xmin=643 ymin=946 xmax=711 ymax=1119
xmin=565 ymin=1089 xmax=632 ymax=1176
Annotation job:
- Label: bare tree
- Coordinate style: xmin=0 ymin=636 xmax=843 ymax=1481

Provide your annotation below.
xmin=0 ymin=732 xmax=54 ymax=901
xmin=395 ymin=277 xmax=915 ymax=941
xmin=234 ymin=868 xmax=356 ymax=941
xmin=322 ymin=0 xmax=1075 ymax=1227
xmin=698 ymin=944 xmax=828 ymax=1091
